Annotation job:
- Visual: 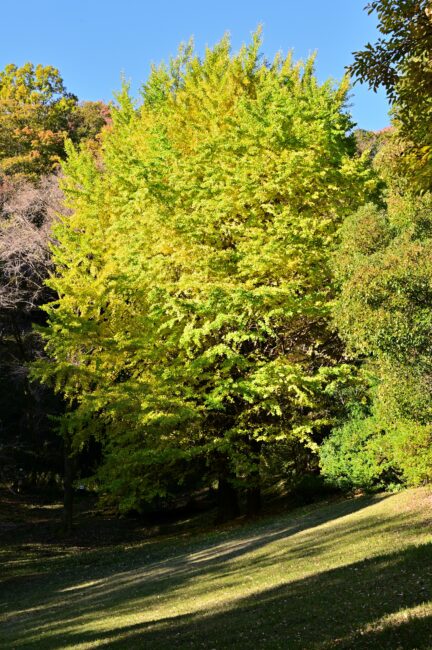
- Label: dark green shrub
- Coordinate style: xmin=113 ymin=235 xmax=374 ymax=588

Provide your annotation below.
xmin=319 ymin=414 xmax=397 ymax=491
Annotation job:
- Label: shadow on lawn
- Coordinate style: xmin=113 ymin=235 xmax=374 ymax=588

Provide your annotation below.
xmin=3 ymin=493 xmax=431 ymax=649
xmin=6 ymin=542 xmax=431 ymax=650
xmin=2 ymin=493 xmax=384 ymax=588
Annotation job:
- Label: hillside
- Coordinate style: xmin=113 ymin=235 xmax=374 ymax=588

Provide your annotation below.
xmin=1 ymin=488 xmax=432 ymax=649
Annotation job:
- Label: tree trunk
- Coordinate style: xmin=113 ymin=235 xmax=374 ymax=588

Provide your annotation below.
xmin=246 ymin=484 xmax=261 ymax=517
xmin=246 ymin=438 xmax=262 ymax=517
xmin=63 ymin=436 xmax=74 ymax=534
xmin=216 ymin=455 xmax=239 ymax=523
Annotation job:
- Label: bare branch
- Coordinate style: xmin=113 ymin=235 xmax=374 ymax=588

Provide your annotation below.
xmin=0 ymin=174 xmax=65 ymax=312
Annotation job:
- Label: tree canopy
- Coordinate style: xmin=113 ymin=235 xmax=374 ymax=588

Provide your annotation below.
xmin=350 ymin=0 xmax=432 ymax=187
xmin=0 ymin=63 xmax=111 ymax=181
xmin=34 ymin=33 xmax=373 ymax=515
xmin=0 ymin=63 xmax=78 ymax=179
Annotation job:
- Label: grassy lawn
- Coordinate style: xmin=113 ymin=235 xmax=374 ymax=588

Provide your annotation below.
xmin=1 ymin=488 xmax=432 ymax=649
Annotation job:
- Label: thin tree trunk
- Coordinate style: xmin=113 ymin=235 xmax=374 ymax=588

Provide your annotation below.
xmin=246 ymin=438 xmax=262 ymax=517
xmin=246 ymin=484 xmax=261 ymax=516
xmin=216 ymin=455 xmax=239 ymax=523
xmin=63 ymin=435 xmax=74 ymax=534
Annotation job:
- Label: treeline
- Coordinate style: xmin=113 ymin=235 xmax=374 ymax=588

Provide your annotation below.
xmin=0 ymin=64 xmax=110 ymax=498
xmin=2 ymin=1 xmax=432 ymax=525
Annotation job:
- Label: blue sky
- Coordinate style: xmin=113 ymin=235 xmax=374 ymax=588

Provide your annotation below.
xmin=1 ymin=0 xmax=390 ymax=130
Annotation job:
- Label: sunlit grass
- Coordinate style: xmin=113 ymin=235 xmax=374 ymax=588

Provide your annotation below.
xmin=1 ymin=488 xmax=432 ymax=648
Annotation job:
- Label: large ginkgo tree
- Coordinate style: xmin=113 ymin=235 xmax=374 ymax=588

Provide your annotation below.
xmin=35 ymin=33 xmax=373 ymax=518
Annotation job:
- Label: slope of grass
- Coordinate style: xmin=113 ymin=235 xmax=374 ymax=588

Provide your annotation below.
xmin=1 ymin=488 xmax=432 ymax=649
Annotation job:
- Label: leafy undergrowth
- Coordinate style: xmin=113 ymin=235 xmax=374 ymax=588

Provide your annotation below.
xmin=1 ymin=488 xmax=432 ymax=649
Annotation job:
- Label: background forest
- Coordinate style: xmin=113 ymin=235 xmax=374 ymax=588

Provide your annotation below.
xmin=2 ymin=0 xmax=432 ymax=530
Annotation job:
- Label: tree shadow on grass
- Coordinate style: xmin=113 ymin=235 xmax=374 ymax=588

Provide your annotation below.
xmin=47 ymin=542 xmax=432 ymax=650
xmin=2 ymin=493 xmax=386 ymax=587
xmin=3 ymin=493 xmax=430 ymax=649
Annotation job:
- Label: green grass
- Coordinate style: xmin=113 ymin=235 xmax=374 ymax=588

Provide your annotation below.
xmin=1 ymin=488 xmax=432 ymax=649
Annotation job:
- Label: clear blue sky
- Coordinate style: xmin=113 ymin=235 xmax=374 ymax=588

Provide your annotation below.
xmin=1 ymin=0 xmax=390 ymax=131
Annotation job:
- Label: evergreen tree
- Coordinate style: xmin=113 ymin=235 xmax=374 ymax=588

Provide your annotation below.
xmin=350 ymin=0 xmax=432 ymax=188
xmin=323 ymin=185 xmax=432 ymax=489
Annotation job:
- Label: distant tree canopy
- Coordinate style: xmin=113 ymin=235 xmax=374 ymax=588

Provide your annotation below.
xmin=69 ymin=101 xmax=112 ymax=147
xmin=0 ymin=63 xmax=77 ymax=179
xmin=0 ymin=63 xmax=110 ymax=180
xmin=35 ymin=33 xmax=374 ymax=516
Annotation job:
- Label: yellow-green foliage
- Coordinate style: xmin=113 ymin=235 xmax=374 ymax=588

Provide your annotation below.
xmin=35 ymin=33 xmax=372 ymax=509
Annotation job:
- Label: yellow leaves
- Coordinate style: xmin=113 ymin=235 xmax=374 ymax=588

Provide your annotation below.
xmin=33 ymin=32 xmax=374 ymax=508
xmin=157 ymin=243 xmax=175 ymax=256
